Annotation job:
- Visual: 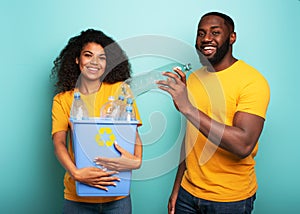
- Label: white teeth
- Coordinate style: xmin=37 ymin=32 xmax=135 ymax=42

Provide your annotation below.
xmin=203 ymin=46 xmax=215 ymax=50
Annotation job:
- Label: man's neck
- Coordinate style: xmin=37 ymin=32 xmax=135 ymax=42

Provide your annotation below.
xmin=212 ymin=57 xmax=237 ymax=72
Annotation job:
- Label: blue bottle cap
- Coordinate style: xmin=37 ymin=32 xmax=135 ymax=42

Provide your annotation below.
xmin=74 ymin=92 xmax=81 ymax=99
xmin=127 ymin=98 xmax=133 ymax=104
xmin=126 ymin=105 xmax=133 ymax=112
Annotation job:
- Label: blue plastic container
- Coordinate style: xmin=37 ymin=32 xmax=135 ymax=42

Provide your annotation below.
xmin=70 ymin=118 xmax=138 ymax=196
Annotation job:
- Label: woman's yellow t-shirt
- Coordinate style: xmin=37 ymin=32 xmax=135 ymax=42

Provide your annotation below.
xmin=51 ymin=82 xmax=141 ymax=203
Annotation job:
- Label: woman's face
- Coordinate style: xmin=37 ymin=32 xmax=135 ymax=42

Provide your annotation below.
xmin=76 ymin=42 xmax=106 ymax=81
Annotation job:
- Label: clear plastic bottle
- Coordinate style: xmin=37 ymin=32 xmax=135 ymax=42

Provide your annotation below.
xmin=100 ymin=96 xmax=117 ymax=119
xmin=151 ymin=62 xmax=192 ymax=81
xmin=70 ymin=92 xmax=89 ymax=120
xmin=121 ymin=105 xmax=136 ymax=122
xmin=120 ymin=62 xmax=192 ymax=98
xmin=112 ymin=95 xmax=126 ymax=120
xmin=120 ymin=98 xmax=136 ymax=121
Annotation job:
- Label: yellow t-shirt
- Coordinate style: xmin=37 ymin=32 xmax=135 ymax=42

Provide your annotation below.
xmin=51 ymin=82 xmax=142 ymax=203
xmin=181 ymin=60 xmax=270 ymax=202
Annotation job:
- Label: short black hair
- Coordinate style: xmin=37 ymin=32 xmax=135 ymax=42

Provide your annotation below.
xmin=201 ymin=12 xmax=235 ymax=31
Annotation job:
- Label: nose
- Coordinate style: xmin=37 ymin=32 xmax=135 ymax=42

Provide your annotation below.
xmin=202 ymin=33 xmax=213 ymax=43
xmin=90 ymin=56 xmax=99 ymax=65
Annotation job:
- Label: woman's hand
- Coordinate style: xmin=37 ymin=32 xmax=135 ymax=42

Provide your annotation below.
xmin=93 ymin=142 xmax=141 ymax=171
xmin=71 ymin=167 xmax=120 ymax=191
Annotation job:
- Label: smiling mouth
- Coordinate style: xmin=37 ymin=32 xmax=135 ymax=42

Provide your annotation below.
xmin=201 ymin=46 xmax=216 ymax=55
xmin=87 ymin=67 xmax=100 ymax=73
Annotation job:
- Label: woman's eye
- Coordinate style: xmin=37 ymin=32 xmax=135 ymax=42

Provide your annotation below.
xmin=84 ymin=53 xmax=92 ymax=57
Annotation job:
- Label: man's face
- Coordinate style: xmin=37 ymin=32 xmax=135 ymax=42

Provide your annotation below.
xmin=195 ymin=15 xmax=233 ymax=66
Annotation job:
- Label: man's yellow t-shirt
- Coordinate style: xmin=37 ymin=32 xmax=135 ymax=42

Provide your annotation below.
xmin=51 ymin=82 xmax=141 ymax=203
xmin=181 ymin=60 xmax=270 ymax=202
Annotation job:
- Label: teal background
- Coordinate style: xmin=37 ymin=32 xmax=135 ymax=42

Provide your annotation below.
xmin=0 ymin=0 xmax=299 ymax=213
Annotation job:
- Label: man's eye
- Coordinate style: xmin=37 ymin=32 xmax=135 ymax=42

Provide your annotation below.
xmin=212 ymin=31 xmax=220 ymax=36
xmin=198 ymin=32 xmax=205 ymax=37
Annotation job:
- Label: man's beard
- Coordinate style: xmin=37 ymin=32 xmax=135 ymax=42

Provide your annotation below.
xmin=197 ymin=37 xmax=230 ymax=68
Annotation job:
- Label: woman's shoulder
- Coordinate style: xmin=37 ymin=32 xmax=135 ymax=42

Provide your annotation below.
xmin=53 ymin=90 xmax=74 ymax=102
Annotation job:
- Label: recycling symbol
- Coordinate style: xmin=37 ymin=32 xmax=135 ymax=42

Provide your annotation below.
xmin=95 ymin=127 xmax=116 ymax=147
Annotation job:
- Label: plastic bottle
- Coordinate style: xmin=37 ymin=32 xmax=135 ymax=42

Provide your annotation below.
xmin=100 ymin=96 xmax=117 ymax=119
xmin=151 ymin=62 xmax=192 ymax=81
xmin=121 ymin=105 xmax=136 ymax=122
xmin=112 ymin=95 xmax=126 ymax=120
xmin=120 ymin=98 xmax=136 ymax=121
xmin=120 ymin=62 xmax=192 ymax=98
xmin=70 ymin=92 xmax=89 ymax=120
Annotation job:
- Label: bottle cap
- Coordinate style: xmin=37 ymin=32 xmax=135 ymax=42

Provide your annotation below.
xmin=127 ymin=98 xmax=133 ymax=104
xmin=118 ymin=95 xmax=125 ymax=101
xmin=184 ymin=63 xmax=192 ymax=72
xmin=74 ymin=92 xmax=81 ymax=99
xmin=126 ymin=106 xmax=133 ymax=112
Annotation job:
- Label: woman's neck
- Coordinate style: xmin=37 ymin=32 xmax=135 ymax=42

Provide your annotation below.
xmin=78 ymin=80 xmax=102 ymax=95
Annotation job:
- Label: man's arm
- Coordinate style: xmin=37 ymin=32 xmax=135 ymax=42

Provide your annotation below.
xmin=158 ymin=68 xmax=265 ymax=159
xmin=168 ymin=138 xmax=186 ymax=214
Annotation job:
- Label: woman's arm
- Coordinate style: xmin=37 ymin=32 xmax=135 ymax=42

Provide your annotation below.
xmin=53 ymin=131 xmax=120 ymax=191
xmin=93 ymin=130 xmax=143 ymax=171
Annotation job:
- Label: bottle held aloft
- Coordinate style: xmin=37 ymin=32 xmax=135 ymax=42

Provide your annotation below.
xmin=120 ymin=62 xmax=192 ymax=98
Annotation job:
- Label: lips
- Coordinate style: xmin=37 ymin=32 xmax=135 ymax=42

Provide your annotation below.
xmin=86 ymin=66 xmax=100 ymax=73
xmin=201 ymin=46 xmax=216 ymax=56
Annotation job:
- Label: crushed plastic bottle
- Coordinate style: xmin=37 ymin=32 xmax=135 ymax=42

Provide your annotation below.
xmin=100 ymin=96 xmax=117 ymax=119
xmin=119 ymin=62 xmax=192 ymax=98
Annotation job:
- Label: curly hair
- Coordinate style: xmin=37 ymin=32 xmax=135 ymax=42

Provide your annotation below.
xmin=51 ymin=29 xmax=131 ymax=93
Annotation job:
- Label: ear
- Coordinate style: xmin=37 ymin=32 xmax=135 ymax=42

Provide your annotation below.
xmin=230 ymin=32 xmax=236 ymax=45
xmin=75 ymin=57 xmax=79 ymax=64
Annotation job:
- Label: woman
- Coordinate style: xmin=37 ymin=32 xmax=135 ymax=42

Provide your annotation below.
xmin=51 ymin=29 xmax=142 ymax=213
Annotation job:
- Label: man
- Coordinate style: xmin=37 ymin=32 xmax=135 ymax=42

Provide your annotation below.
xmin=158 ymin=12 xmax=270 ymax=213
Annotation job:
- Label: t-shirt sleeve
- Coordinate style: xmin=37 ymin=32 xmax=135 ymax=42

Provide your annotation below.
xmin=51 ymin=94 xmax=70 ymax=135
xmin=236 ymin=74 xmax=270 ymax=119
xmin=132 ymin=101 xmax=142 ymax=126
